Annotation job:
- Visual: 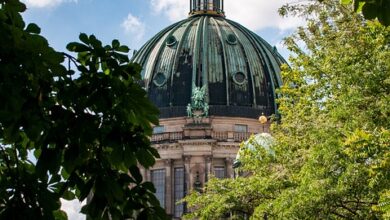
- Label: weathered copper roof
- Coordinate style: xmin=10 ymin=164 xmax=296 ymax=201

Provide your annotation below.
xmin=131 ymin=15 xmax=286 ymax=119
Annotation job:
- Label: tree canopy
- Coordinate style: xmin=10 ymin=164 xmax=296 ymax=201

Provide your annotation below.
xmin=340 ymin=0 xmax=390 ymax=26
xmin=0 ymin=0 xmax=167 ymax=219
xmin=183 ymin=0 xmax=390 ymax=219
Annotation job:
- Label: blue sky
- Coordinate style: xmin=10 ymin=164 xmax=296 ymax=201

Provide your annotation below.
xmin=20 ymin=0 xmax=303 ymax=219
xmin=22 ymin=0 xmax=304 ymax=59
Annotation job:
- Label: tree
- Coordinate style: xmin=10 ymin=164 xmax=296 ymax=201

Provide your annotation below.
xmin=183 ymin=135 xmax=281 ymax=220
xmin=183 ymin=0 xmax=390 ymax=219
xmin=0 ymin=0 xmax=167 ymax=219
xmin=313 ymin=0 xmax=390 ymax=26
xmin=339 ymin=0 xmax=390 ymax=26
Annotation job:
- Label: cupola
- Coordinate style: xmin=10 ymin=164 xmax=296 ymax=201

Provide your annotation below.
xmin=189 ymin=0 xmax=225 ymax=17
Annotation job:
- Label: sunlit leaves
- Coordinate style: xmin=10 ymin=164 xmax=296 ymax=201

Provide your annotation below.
xmin=183 ymin=0 xmax=389 ymax=219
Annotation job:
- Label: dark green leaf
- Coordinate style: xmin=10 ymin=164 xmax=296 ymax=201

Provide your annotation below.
xmin=362 ymin=3 xmax=378 ymax=20
xmin=53 ymin=210 xmax=68 ymax=220
xmin=25 ymin=23 xmax=41 ymax=34
xmin=112 ymin=39 xmax=120 ymax=49
xmin=142 ymin=182 xmax=156 ymax=193
xmin=136 ymin=149 xmax=155 ymax=168
xmin=117 ymin=45 xmax=130 ymax=53
xmin=62 ymin=190 xmax=75 ymax=201
xmin=66 ymin=42 xmax=90 ymax=52
xmin=79 ymin=178 xmax=94 ymax=201
xmin=129 ymin=166 xmax=143 ymax=184
xmin=79 ymin=33 xmax=89 ymax=44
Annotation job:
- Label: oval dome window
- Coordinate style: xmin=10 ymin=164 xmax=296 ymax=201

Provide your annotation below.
xmin=153 ymin=72 xmax=167 ymax=86
xmin=226 ymin=34 xmax=237 ymax=45
xmin=166 ymin=35 xmax=177 ymax=47
xmin=233 ymin=72 xmax=246 ymax=85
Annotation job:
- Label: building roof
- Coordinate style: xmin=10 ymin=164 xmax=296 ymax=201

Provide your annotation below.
xmin=131 ymin=9 xmax=286 ymax=119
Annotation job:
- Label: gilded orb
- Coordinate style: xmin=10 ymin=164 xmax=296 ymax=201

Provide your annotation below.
xmin=258 ymin=113 xmax=268 ymax=124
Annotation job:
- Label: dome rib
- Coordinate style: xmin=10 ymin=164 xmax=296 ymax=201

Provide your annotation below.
xmin=146 ymin=19 xmax=189 ymax=90
xmin=192 ymin=16 xmax=205 ymax=88
xmin=134 ymin=22 xmax=179 ymax=66
xmin=210 ymin=17 xmax=230 ymax=105
xmin=227 ymin=19 xmax=283 ymax=112
xmin=225 ymin=21 xmax=257 ymax=106
xmin=170 ymin=18 xmax=197 ymax=87
xmin=201 ymin=16 xmax=209 ymax=102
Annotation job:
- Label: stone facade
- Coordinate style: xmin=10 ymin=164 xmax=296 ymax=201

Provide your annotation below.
xmin=140 ymin=116 xmax=269 ymax=219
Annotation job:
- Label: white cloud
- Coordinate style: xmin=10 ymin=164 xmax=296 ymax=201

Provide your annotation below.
xmin=225 ymin=0 xmax=304 ymax=31
xmin=150 ymin=0 xmax=188 ymax=22
xmin=149 ymin=0 xmax=304 ymax=32
xmin=61 ymin=199 xmax=85 ymax=220
xmin=121 ymin=13 xmax=146 ymax=41
xmin=23 ymin=0 xmax=77 ymax=8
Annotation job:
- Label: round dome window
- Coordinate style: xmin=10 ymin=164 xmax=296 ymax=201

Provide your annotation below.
xmin=233 ymin=72 xmax=246 ymax=85
xmin=153 ymin=72 xmax=167 ymax=86
xmin=226 ymin=34 xmax=237 ymax=45
xmin=166 ymin=35 xmax=177 ymax=47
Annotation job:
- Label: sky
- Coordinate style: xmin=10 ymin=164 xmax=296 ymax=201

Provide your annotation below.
xmin=20 ymin=0 xmax=304 ymax=219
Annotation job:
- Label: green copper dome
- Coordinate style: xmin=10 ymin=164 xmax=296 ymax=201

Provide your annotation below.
xmin=131 ymin=8 xmax=285 ymax=119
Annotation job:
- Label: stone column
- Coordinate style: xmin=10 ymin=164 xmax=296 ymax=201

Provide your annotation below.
xmin=183 ymin=156 xmax=191 ymax=196
xmin=145 ymin=168 xmax=150 ymax=182
xmin=204 ymin=156 xmax=212 ymax=182
xmin=225 ymin=157 xmax=234 ymax=178
xmin=164 ymin=159 xmax=173 ymax=215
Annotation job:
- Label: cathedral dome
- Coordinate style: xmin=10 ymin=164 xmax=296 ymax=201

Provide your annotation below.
xmin=131 ymin=0 xmax=285 ymax=119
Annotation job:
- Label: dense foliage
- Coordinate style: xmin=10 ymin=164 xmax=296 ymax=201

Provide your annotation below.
xmin=0 ymin=0 xmax=167 ymax=219
xmin=183 ymin=0 xmax=390 ymax=219
xmin=340 ymin=0 xmax=390 ymax=26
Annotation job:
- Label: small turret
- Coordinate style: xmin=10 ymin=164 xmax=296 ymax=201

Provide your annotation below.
xmin=189 ymin=0 xmax=225 ymax=17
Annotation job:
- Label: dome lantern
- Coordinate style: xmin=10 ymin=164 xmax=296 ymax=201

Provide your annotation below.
xmin=189 ymin=0 xmax=225 ymax=17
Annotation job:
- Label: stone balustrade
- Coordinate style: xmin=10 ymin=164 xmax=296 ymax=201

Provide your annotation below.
xmin=151 ymin=131 xmax=253 ymax=143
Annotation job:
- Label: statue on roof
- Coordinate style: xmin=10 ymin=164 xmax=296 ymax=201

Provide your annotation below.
xmin=187 ymin=84 xmax=209 ymax=119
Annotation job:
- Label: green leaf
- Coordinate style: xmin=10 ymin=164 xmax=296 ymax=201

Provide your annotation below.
xmin=25 ymin=23 xmax=41 ymax=34
xmin=354 ymin=0 xmax=365 ymax=12
xmin=142 ymin=182 xmax=156 ymax=193
xmin=34 ymin=148 xmax=41 ymax=160
xmin=340 ymin=0 xmax=352 ymax=4
xmin=362 ymin=3 xmax=378 ymax=19
xmin=62 ymin=190 xmax=76 ymax=201
xmin=136 ymin=149 xmax=155 ymax=168
xmin=117 ymin=45 xmax=130 ymax=53
xmin=129 ymin=166 xmax=143 ymax=184
xmin=378 ymin=0 xmax=390 ymax=26
xmin=66 ymin=42 xmax=90 ymax=52
xmin=53 ymin=210 xmax=68 ymax=220
xmin=148 ymin=147 xmax=160 ymax=159
xmin=88 ymin=35 xmax=102 ymax=49
xmin=79 ymin=33 xmax=89 ymax=44
xmin=79 ymin=179 xmax=94 ymax=201
xmin=112 ymin=39 xmax=120 ymax=49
